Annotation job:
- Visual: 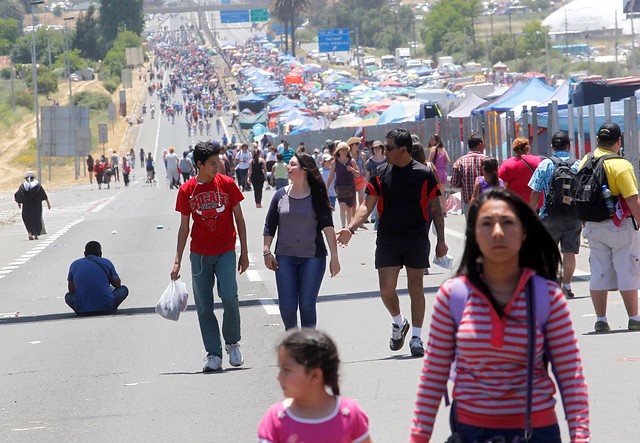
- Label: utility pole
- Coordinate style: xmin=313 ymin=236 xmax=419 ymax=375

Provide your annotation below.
xmin=355 ymin=26 xmax=361 ymax=80
xmin=64 ymin=16 xmax=77 ymax=179
xmin=615 ymin=9 xmax=620 ymax=77
xmin=30 ymin=0 xmax=44 ymax=182
xmin=545 ymin=30 xmax=550 ymax=79
xmin=10 ymin=61 xmax=15 ymax=112
xmin=564 ymin=9 xmax=569 ymax=59
xmin=463 ymin=27 xmax=468 ymax=65
xmin=631 ymin=1 xmax=637 ymax=73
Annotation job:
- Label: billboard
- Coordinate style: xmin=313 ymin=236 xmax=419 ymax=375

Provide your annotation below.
xmin=624 ymin=0 xmax=640 ymax=13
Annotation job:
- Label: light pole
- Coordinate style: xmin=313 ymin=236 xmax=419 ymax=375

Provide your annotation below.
xmin=64 ymin=16 xmax=78 ymax=179
xmin=30 ymin=0 xmax=44 ymax=182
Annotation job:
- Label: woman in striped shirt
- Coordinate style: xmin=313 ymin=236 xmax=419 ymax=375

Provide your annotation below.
xmin=410 ymin=188 xmax=589 ymax=443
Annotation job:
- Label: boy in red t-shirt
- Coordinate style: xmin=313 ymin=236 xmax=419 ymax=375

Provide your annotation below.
xmin=171 ymin=141 xmax=249 ymax=372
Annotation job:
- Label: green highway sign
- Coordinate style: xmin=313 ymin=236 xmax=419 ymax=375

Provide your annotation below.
xmin=250 ymin=9 xmax=269 ymax=22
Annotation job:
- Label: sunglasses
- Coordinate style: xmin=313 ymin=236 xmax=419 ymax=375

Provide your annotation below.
xmin=384 ymin=144 xmax=400 ymax=151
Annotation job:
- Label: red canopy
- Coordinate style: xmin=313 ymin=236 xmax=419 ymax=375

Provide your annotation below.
xmin=285 ymin=74 xmax=303 ymax=85
xmin=380 ymin=78 xmax=403 ymax=87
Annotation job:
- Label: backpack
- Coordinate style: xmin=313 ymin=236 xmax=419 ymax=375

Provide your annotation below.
xmin=574 ymin=152 xmax=619 ymax=222
xmin=545 ymin=155 xmax=578 ymax=217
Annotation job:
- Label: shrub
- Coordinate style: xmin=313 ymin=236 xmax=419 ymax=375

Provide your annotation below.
xmin=102 ymin=78 xmax=120 ymax=94
xmin=0 ymin=67 xmax=11 ymax=80
xmin=73 ymin=91 xmax=113 ymax=110
xmin=14 ymin=90 xmax=34 ymax=108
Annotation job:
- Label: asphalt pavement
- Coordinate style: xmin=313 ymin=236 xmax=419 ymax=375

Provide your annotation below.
xmin=0 ymin=13 xmax=638 ymax=443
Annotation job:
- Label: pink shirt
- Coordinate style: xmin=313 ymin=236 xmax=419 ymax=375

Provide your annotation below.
xmin=258 ymin=397 xmax=369 ymax=443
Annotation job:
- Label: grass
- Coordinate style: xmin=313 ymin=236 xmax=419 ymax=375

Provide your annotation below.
xmin=0 ymin=79 xmax=32 ymax=130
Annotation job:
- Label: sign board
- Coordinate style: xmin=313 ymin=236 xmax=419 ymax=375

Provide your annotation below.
xmin=98 ymin=123 xmax=108 ymax=144
xmin=318 ymin=29 xmax=350 ymax=53
xmin=108 ymin=103 xmax=117 ymax=121
xmin=75 ymin=127 xmax=92 ymax=156
xmin=125 ymin=47 xmax=144 ymax=66
xmin=41 ymin=106 xmax=91 ymax=157
xmin=220 ymin=10 xmax=250 ymax=23
xmin=119 ymin=90 xmax=127 ymax=117
xmin=121 ymin=69 xmax=133 ymax=89
xmin=250 ymin=9 xmax=269 ymax=22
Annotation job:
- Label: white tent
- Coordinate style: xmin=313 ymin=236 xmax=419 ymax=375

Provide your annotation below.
xmin=542 ymin=0 xmax=637 ymax=34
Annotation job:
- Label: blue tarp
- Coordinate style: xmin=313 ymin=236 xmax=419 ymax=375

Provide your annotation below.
xmin=238 ymin=92 xmax=266 ymax=103
xmin=476 ymin=78 xmax=554 ymax=113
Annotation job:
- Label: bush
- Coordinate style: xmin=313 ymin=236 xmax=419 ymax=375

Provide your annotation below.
xmin=14 ymin=90 xmax=34 ymax=108
xmin=102 ymin=78 xmax=120 ymax=94
xmin=0 ymin=67 xmax=11 ymax=80
xmin=73 ymin=91 xmax=113 ymax=110
xmin=14 ymin=138 xmax=37 ymax=167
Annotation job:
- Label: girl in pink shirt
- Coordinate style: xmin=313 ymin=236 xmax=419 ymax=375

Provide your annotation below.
xmin=258 ymin=330 xmax=372 ymax=443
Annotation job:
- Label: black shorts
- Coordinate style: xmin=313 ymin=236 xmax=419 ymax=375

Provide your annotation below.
xmin=375 ymin=235 xmax=429 ymax=269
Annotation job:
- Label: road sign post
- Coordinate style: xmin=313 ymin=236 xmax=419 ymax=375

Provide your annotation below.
xmin=318 ymin=28 xmax=350 ymax=53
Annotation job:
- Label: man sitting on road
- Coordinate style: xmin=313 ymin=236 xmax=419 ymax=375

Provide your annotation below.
xmin=65 ymin=241 xmax=129 ymax=315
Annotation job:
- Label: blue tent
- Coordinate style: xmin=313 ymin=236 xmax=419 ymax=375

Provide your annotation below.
xmin=476 ymin=78 xmax=554 ymax=113
xmin=238 ymin=92 xmax=267 ymax=113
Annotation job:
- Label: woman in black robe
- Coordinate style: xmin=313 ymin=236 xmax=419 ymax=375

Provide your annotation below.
xmin=14 ymin=171 xmax=51 ymax=240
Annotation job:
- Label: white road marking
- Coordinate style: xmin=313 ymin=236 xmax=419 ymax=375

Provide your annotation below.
xmin=258 ymin=298 xmax=280 ymax=315
xmin=246 ymin=270 xmax=261 ymax=282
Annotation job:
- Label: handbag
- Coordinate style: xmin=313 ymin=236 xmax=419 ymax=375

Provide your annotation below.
xmin=447 ymin=280 xmax=536 ymax=443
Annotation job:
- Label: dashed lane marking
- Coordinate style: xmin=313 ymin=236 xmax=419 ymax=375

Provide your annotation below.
xmin=258 ymin=298 xmax=280 ymax=315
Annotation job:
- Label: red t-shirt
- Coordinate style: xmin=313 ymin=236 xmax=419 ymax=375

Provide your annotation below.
xmin=498 ymin=154 xmax=542 ymax=205
xmin=175 ymin=174 xmax=244 ymax=256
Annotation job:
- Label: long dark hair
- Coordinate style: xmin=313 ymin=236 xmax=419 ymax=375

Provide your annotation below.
xmin=482 ymin=157 xmax=499 ymax=186
xmin=295 ymin=153 xmax=331 ymax=211
xmin=279 ymin=329 xmax=340 ymax=396
xmin=457 ymin=188 xmax=561 ymax=314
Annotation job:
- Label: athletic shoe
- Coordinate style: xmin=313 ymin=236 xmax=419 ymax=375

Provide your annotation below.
xmin=409 ymin=336 xmax=425 ymax=357
xmin=202 ymin=355 xmax=222 ymax=372
xmin=563 ymin=288 xmax=575 ymax=299
xmin=629 ymin=319 xmax=640 ymax=331
xmin=389 ymin=319 xmax=410 ymax=351
xmin=225 ymin=343 xmax=244 ymax=367
xmin=594 ymin=321 xmax=610 ymax=333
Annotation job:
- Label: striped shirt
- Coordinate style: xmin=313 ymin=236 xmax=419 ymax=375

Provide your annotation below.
xmin=451 ymin=151 xmax=487 ymax=203
xmin=410 ymin=270 xmax=590 ymax=443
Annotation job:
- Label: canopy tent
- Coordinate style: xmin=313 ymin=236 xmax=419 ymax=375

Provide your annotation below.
xmin=376 ymin=101 xmax=422 ymax=125
xmin=285 ymin=74 xmax=303 ymax=85
xmin=535 ymin=82 xmax=570 ymax=113
xmin=238 ymin=110 xmax=267 ymax=129
xmin=379 ymin=78 xmax=403 ymax=87
xmin=329 ymin=113 xmax=363 ymax=129
xmin=447 ymin=93 xmax=488 ymax=118
xmin=571 ymin=79 xmax=640 ymax=107
xmin=238 ymin=92 xmax=267 ymax=113
xmin=476 ymin=78 xmax=553 ymax=113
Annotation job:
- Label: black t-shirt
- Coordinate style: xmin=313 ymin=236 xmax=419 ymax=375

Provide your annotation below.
xmin=366 ymin=160 xmax=440 ymax=241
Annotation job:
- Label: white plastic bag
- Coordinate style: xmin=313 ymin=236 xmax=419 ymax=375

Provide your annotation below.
xmin=155 ymin=279 xmax=189 ymax=321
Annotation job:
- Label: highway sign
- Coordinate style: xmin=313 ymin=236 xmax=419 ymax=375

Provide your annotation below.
xmin=220 ymin=10 xmax=250 ymax=24
xmin=250 ymin=9 xmax=269 ymax=22
xmin=318 ymin=28 xmax=350 ymax=53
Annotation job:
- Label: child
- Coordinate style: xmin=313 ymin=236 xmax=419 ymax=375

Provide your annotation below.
xmin=319 ymin=154 xmax=337 ymax=209
xmin=469 ymin=156 xmax=503 ymax=207
xmin=273 ymin=153 xmax=288 ymax=190
xmin=258 ymin=330 xmax=372 ymax=443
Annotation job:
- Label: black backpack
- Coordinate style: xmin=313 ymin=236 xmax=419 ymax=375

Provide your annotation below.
xmin=545 ymin=155 xmax=578 ymax=217
xmin=574 ymin=152 xmax=619 ymax=222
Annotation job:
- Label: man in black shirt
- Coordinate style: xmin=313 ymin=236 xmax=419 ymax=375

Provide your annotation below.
xmin=337 ymin=128 xmax=448 ymax=357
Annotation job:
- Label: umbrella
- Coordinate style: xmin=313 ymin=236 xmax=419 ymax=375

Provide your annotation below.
xmin=335 ymin=83 xmax=355 ymax=91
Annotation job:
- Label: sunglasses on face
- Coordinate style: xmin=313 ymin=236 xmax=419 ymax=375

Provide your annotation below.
xmin=384 ymin=144 xmax=400 ymax=151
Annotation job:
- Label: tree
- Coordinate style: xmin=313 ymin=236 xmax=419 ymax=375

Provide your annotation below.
xmin=270 ymin=0 xmax=312 ymax=57
xmin=0 ymin=18 xmax=20 ymax=55
xmin=99 ymin=0 xmax=144 ymax=46
xmin=0 ymin=0 xmax=25 ymax=28
xmin=73 ymin=5 xmax=100 ymax=60
xmin=423 ymin=0 xmax=481 ymax=56
xmin=26 ymin=65 xmax=58 ymax=97
xmin=101 ymin=30 xmax=142 ymax=85
xmin=516 ymin=21 xmax=548 ymax=59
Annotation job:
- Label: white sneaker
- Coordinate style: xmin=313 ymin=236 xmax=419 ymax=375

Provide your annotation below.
xmin=225 ymin=343 xmax=244 ymax=367
xmin=409 ymin=336 xmax=425 ymax=357
xmin=202 ymin=355 xmax=222 ymax=372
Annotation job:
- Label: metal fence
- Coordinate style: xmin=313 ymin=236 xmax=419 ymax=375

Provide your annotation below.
xmin=281 ymin=95 xmax=640 ymax=179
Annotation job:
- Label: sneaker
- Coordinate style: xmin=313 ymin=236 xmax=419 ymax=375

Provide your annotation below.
xmin=629 ymin=319 xmax=640 ymax=331
xmin=225 ymin=343 xmax=244 ymax=367
xmin=594 ymin=321 xmax=610 ymax=333
xmin=409 ymin=336 xmax=425 ymax=357
xmin=389 ymin=319 xmax=410 ymax=351
xmin=202 ymin=355 xmax=222 ymax=372
xmin=563 ymin=288 xmax=575 ymax=299
xmin=423 ymin=268 xmax=430 ymax=275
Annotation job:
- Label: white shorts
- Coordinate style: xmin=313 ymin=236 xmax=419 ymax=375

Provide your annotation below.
xmin=583 ymin=218 xmax=640 ymax=291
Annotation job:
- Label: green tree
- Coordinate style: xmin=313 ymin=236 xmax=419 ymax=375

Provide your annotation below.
xmin=270 ymin=0 xmax=312 ymax=57
xmin=10 ymin=29 xmax=64 ymax=64
xmin=54 ymin=48 xmax=90 ymax=73
xmin=73 ymin=5 xmax=101 ymax=60
xmin=423 ymin=0 xmax=480 ymax=56
xmin=0 ymin=0 xmax=25 ymax=28
xmin=0 ymin=18 xmax=20 ymax=55
xmin=99 ymin=0 xmax=144 ymax=46
xmin=490 ymin=33 xmax=516 ymax=64
xmin=101 ymin=30 xmax=142 ymax=86
xmin=516 ymin=21 xmax=547 ymax=59
xmin=26 ymin=65 xmax=58 ymax=97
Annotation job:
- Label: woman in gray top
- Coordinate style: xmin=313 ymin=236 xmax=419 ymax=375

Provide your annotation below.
xmin=263 ymin=153 xmax=341 ymax=330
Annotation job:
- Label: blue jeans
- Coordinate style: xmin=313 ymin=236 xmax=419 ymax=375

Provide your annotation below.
xmin=275 ymin=178 xmax=288 ymax=190
xmin=65 ymin=286 xmax=129 ymax=315
xmin=190 ymin=251 xmax=241 ymax=358
xmin=275 ymin=255 xmax=326 ymax=330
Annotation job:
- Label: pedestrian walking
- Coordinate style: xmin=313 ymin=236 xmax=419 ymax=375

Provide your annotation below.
xmin=428 ymin=134 xmax=450 ymax=216
xmin=347 ymin=136 xmax=367 ymax=209
xmin=171 ymin=141 xmax=249 ymax=372
xmin=499 ymin=137 xmax=542 ymax=205
xmin=451 ymin=134 xmax=487 ymax=217
xmin=263 ymin=153 xmax=340 ymax=330
xmin=165 ymin=147 xmax=180 ymax=189
xmin=575 ymin=123 xmax=640 ymax=332
xmin=248 ymin=147 xmax=267 ymax=207
xmin=468 ymin=157 xmax=503 ymax=207
xmin=258 ymin=329 xmax=372 ymax=443
xmin=87 ymin=155 xmax=94 ymax=184
xmin=409 ymin=188 xmax=590 ymax=443
xmin=179 ymin=151 xmax=194 ymax=183
xmin=529 ymin=131 xmax=582 ymax=299
xmin=14 ymin=171 xmax=51 ymax=241
xmin=111 ymin=150 xmax=120 ymax=182
xmin=235 ymin=143 xmax=251 ymax=191
xmin=337 ymin=129 xmax=448 ymax=357
xmin=327 ymin=142 xmax=359 ymax=229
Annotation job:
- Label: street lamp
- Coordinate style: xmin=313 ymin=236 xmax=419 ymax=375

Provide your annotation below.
xmin=63 ymin=16 xmax=78 ymax=179
xmin=30 ymin=0 xmax=44 ymax=182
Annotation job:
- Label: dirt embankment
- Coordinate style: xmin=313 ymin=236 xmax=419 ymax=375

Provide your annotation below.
xmin=0 ymin=70 xmax=149 ymax=192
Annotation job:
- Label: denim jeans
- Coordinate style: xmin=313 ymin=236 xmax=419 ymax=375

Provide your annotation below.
xmin=275 ymin=178 xmax=288 ymax=190
xmin=236 ymin=168 xmax=249 ymax=191
xmin=274 ymin=255 xmax=326 ymax=330
xmin=190 ymin=251 xmax=241 ymax=358
xmin=65 ymin=286 xmax=129 ymax=315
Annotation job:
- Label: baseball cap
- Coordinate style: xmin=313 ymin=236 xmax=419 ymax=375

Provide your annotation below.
xmin=372 ymin=140 xmax=384 ymax=148
xmin=322 ymin=153 xmax=333 ymax=162
xmin=597 ymin=122 xmax=622 ymax=142
xmin=551 ymin=131 xmax=570 ymax=148
xmin=169 ymin=147 xmax=175 ymax=152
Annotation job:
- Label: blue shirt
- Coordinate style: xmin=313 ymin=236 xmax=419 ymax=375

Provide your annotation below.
xmin=68 ymin=256 xmax=119 ymax=313
xmin=528 ymin=151 xmax=579 ymax=219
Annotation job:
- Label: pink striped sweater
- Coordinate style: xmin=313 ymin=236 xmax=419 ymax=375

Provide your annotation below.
xmin=410 ymin=269 xmax=590 ymax=442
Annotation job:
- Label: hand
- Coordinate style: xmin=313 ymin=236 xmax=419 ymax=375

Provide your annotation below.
xmin=47 ymin=202 xmax=51 ymax=210
xmin=329 ymin=256 xmax=340 ymax=277
xmin=336 ymin=228 xmax=352 ymax=247
xmin=171 ymin=263 xmax=181 ymax=280
xmin=435 ymin=240 xmax=449 ymax=259
xmin=237 ymin=252 xmax=249 ymax=274
xmin=264 ymin=253 xmax=278 ymax=271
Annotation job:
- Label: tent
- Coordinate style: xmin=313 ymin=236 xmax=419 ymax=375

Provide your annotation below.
xmin=476 ymin=78 xmax=554 ymax=113
xmin=239 ymin=110 xmax=267 ymax=129
xmin=376 ymin=101 xmax=422 ymax=125
xmin=447 ymin=93 xmax=487 ymax=118
xmin=238 ymin=92 xmax=267 ymax=113
xmin=532 ymin=82 xmax=570 ymax=113
xmin=285 ymin=74 xmax=303 ymax=85
xmin=571 ymin=79 xmax=640 ymax=107
xmin=329 ymin=113 xmax=363 ymax=129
